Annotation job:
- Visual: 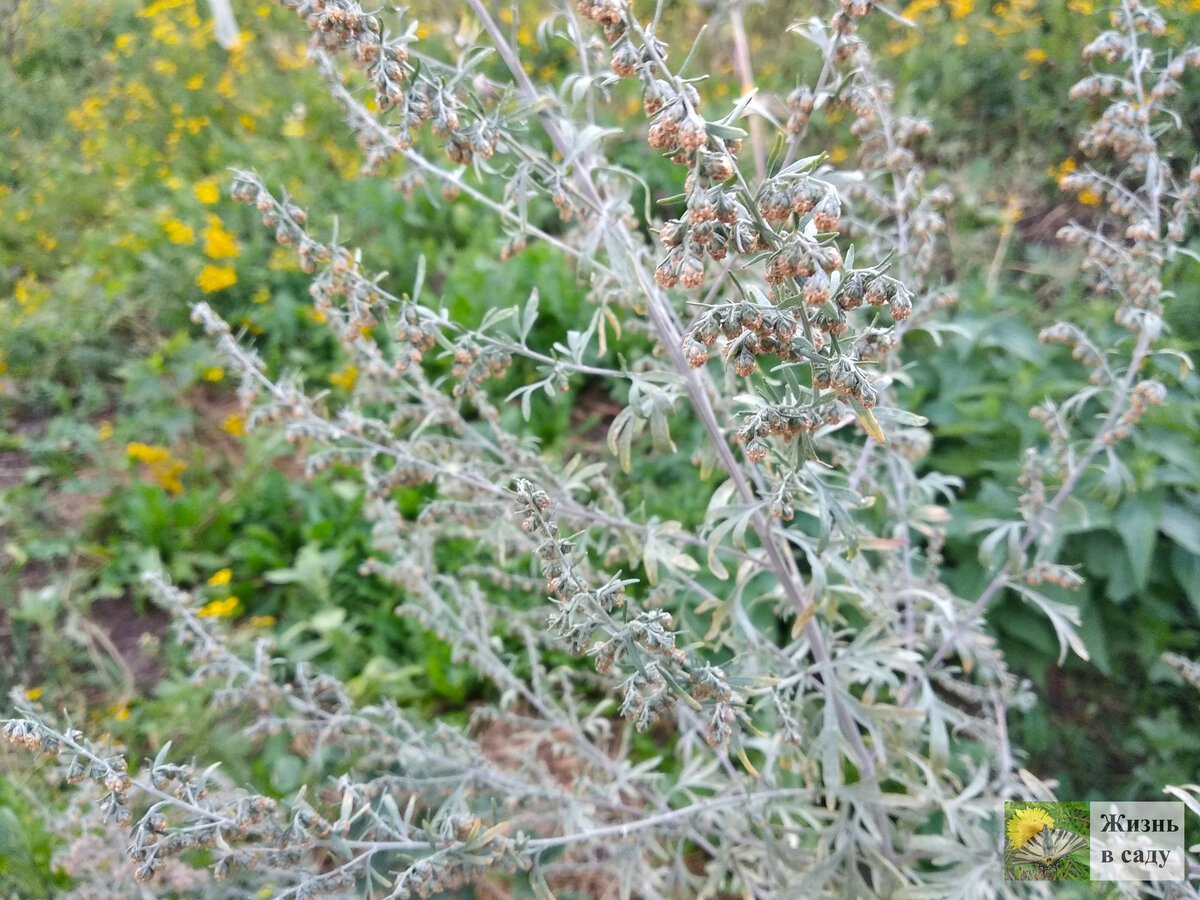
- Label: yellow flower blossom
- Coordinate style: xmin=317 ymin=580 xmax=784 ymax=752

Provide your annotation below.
xmin=900 ymin=0 xmax=938 ymax=18
xmin=329 ymin=364 xmax=358 ymax=390
xmin=197 ymin=596 xmax=240 ymax=618
xmin=1006 ymin=807 xmax=1054 ymax=850
xmin=1024 ymin=47 xmax=1048 ymax=64
xmin=186 ymin=74 xmax=205 ymax=90
xmin=194 ymin=178 xmax=221 ymax=204
xmin=25 ymin=687 xmax=44 ymax=701
xmin=162 ymin=218 xmax=195 ymax=244
xmin=114 ymin=33 xmax=136 ymax=54
xmin=281 ymin=112 xmax=307 ymax=138
xmin=202 ymin=215 xmax=240 ymax=259
xmin=1078 ymin=188 xmax=1101 ymax=206
xmin=208 ymin=568 xmax=233 ymax=587
xmin=249 ymin=615 xmax=276 ymax=628
xmin=109 ymin=702 xmax=131 ymax=722
xmin=127 ymin=442 xmax=187 ymax=494
xmin=127 ymin=442 xmax=169 ymax=464
xmin=1049 ymin=157 xmax=1077 ymax=183
xmin=197 ymin=264 xmax=237 ymax=292
xmin=152 ymin=58 xmax=177 ymax=76
xmin=202 ymin=366 xmax=225 ymax=382
xmin=221 ymin=413 xmax=246 ymax=436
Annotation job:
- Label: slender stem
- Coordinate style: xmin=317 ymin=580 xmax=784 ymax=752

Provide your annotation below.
xmin=466 ymin=0 xmax=885 ymax=832
xmin=728 ymin=1 xmax=766 ymax=181
xmin=916 ymin=328 xmax=1153 ymax=682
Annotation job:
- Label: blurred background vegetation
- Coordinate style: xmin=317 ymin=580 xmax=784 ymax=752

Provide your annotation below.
xmin=0 ymin=0 xmax=1198 ymax=893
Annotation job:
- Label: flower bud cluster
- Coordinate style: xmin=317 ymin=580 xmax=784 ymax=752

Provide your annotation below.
xmin=514 ymin=480 xmax=742 ymax=743
xmin=1038 ymin=323 xmax=1108 ymax=385
xmin=1103 ymin=378 xmax=1167 ymax=445
xmin=1027 ymin=403 xmax=1070 ymax=468
xmin=449 ymin=339 xmax=513 ymax=398
xmin=786 ymin=6 xmax=951 ymax=289
xmin=1022 ymin=562 xmax=1086 ymax=591
xmin=231 ymin=174 xmax=447 ymax=382
xmin=1016 ymin=447 xmax=1047 ymax=521
xmin=5 ymin=718 xmax=133 ymax=824
xmin=278 ymin=0 xmax=498 ymax=172
xmin=1060 ymin=6 xmax=1200 ymax=337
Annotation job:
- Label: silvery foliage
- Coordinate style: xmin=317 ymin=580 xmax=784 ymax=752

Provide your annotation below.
xmin=5 ymin=0 xmax=1199 ymax=896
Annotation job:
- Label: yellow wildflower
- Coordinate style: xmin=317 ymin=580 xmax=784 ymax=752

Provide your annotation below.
xmin=1049 ymin=157 xmax=1077 ymax=183
xmin=900 ymin=0 xmax=938 ymax=18
xmin=152 ymin=58 xmax=177 ymax=76
xmin=208 ymin=568 xmax=233 ymax=587
xmin=202 ymin=366 xmax=225 ymax=382
xmin=281 ymin=112 xmax=307 ymax=138
xmin=162 ymin=218 xmax=195 ymax=244
xmin=197 ymin=596 xmax=240 ymax=618
xmin=202 ymin=215 xmax=239 ymax=259
xmin=1006 ymin=807 xmax=1054 ymax=851
xmin=329 ymin=364 xmax=358 ymax=390
xmin=127 ymin=443 xmax=187 ymax=493
xmin=1078 ymin=188 xmax=1102 ymax=206
xmin=221 ymin=413 xmax=246 ymax=436
xmin=1024 ymin=47 xmax=1048 ymax=64
xmin=128 ymin=442 xmax=169 ymax=464
xmin=25 ymin=687 xmax=44 ymax=701
xmin=114 ymin=33 xmax=136 ymax=54
xmin=197 ymin=264 xmax=237 ymax=293
xmin=194 ymin=178 xmax=221 ymax=204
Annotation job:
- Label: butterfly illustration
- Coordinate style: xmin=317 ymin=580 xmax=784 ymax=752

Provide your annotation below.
xmin=1009 ymin=828 xmax=1088 ymax=879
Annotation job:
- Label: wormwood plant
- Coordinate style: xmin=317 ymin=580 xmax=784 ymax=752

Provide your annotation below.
xmin=5 ymin=0 xmax=1200 ymax=896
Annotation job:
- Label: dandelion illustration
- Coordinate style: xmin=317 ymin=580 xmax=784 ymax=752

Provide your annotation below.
xmin=1007 ymin=807 xmax=1054 ymax=850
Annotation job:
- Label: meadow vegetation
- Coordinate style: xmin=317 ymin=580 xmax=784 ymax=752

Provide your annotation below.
xmin=1 ymin=0 xmax=1199 ymax=895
